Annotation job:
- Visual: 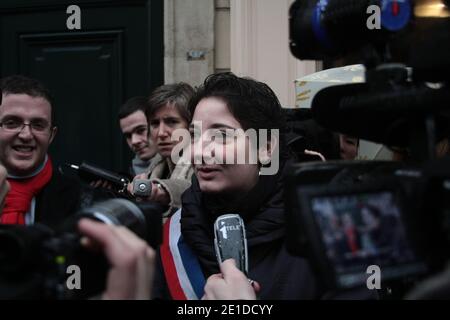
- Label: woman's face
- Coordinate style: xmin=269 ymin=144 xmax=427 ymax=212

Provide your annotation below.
xmin=149 ymin=103 xmax=189 ymax=159
xmin=339 ymin=134 xmax=358 ymax=160
xmin=190 ymin=97 xmax=260 ymax=195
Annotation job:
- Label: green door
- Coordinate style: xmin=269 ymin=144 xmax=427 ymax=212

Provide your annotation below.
xmin=0 ymin=0 xmax=163 ymax=173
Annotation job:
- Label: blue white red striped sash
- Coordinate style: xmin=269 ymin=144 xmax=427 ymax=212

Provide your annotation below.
xmin=160 ymin=209 xmax=206 ymax=300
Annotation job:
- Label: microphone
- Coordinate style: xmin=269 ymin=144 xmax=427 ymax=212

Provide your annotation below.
xmin=213 ymin=214 xmax=248 ymax=275
xmin=66 ymin=162 xmax=130 ymax=193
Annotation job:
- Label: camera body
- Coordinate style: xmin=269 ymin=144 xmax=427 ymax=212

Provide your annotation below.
xmin=0 ymin=199 xmax=165 ymax=299
xmin=286 ymin=158 xmax=450 ymax=296
xmin=287 ymin=1 xmax=450 ymax=295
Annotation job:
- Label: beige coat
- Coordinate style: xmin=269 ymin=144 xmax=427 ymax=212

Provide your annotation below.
xmin=146 ymin=154 xmax=193 ymax=217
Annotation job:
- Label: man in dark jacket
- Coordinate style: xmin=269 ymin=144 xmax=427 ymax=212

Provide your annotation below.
xmin=152 ymin=160 xmax=326 ymax=300
xmin=153 ymin=168 xmax=376 ymax=300
xmin=0 ymin=75 xmax=80 ymax=227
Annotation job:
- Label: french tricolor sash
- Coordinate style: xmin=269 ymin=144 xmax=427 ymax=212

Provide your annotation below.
xmin=160 ymin=209 xmax=206 ymax=300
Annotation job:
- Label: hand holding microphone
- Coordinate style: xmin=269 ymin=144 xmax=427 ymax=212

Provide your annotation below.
xmin=203 ymin=259 xmax=259 ymax=300
xmin=202 ymin=214 xmax=259 ymax=300
xmin=68 ymin=162 xmax=130 ymax=193
xmin=127 ymin=173 xmax=169 ymax=205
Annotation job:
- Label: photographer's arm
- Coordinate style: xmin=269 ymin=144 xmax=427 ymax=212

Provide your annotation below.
xmin=0 ymin=165 xmax=10 ymax=213
xmin=77 ymin=218 xmax=155 ymax=300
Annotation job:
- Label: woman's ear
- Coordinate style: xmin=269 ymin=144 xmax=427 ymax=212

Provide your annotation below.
xmin=258 ymin=134 xmax=278 ymax=166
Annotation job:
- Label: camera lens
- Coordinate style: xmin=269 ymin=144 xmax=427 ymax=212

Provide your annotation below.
xmin=77 ymin=199 xmax=147 ymax=238
xmin=76 ymin=198 xmax=163 ymax=248
xmin=290 ymin=0 xmax=385 ymax=60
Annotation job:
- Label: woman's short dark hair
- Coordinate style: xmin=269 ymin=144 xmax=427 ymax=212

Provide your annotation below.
xmin=188 ymin=72 xmax=287 ymax=156
xmin=147 ymin=83 xmax=194 ymax=123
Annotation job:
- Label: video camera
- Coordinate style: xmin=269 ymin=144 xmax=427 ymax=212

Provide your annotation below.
xmin=0 ymin=199 xmax=164 ymax=299
xmin=286 ymin=160 xmax=450 ymax=290
xmin=286 ymin=0 xmax=450 ymax=298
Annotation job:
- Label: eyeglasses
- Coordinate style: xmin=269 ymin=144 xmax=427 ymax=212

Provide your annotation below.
xmin=0 ymin=119 xmax=51 ymax=134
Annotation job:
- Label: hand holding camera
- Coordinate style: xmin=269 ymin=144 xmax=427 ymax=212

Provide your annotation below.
xmin=77 ymin=218 xmax=156 ymax=300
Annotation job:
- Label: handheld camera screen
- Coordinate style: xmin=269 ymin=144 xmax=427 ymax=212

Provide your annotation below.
xmin=310 ymin=191 xmax=425 ymax=288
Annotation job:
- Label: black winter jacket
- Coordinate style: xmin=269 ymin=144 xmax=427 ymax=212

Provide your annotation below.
xmin=152 ymin=161 xmax=374 ymax=299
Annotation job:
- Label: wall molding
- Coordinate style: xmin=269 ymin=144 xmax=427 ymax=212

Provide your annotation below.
xmin=230 ymin=0 xmax=318 ymax=107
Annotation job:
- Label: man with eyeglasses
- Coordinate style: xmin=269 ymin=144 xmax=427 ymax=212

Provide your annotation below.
xmin=0 ymin=75 xmax=80 ymax=227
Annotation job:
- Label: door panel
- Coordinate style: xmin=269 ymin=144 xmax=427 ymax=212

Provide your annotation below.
xmin=0 ymin=0 xmax=163 ymax=173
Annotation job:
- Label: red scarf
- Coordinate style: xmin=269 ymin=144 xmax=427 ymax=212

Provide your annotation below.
xmin=0 ymin=157 xmax=53 ymax=225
